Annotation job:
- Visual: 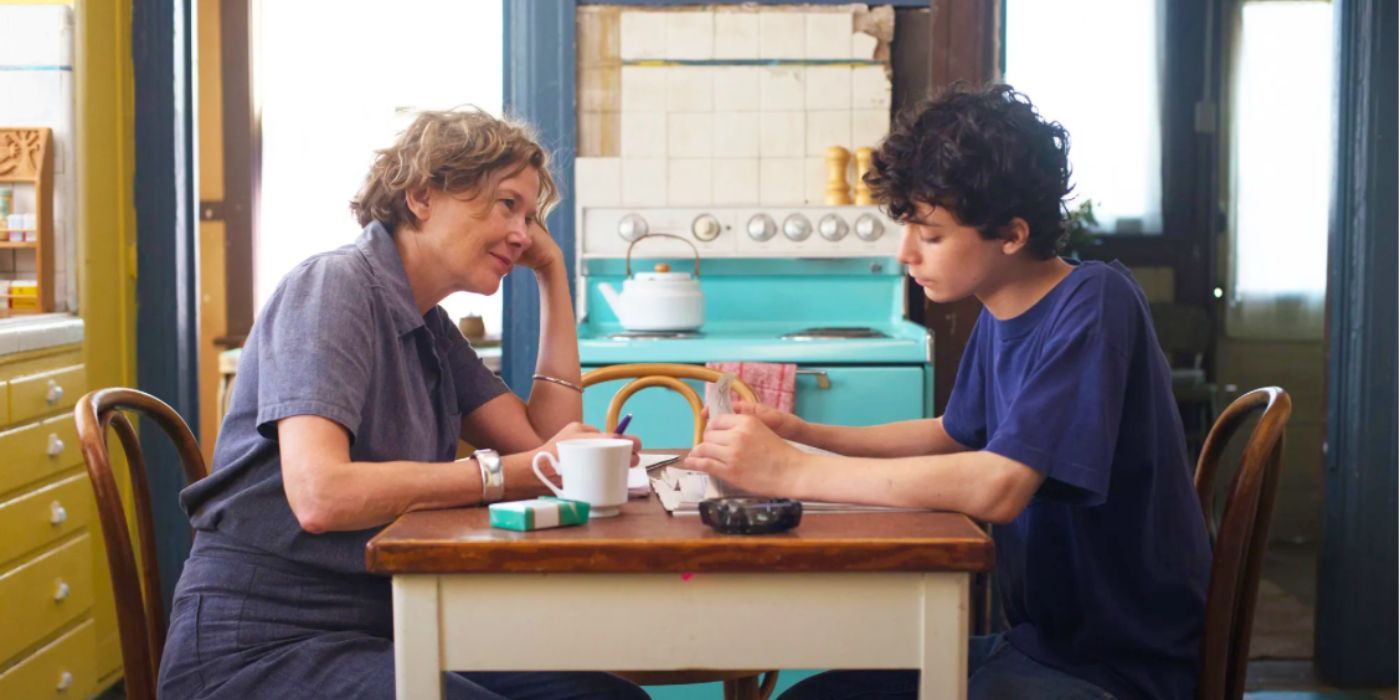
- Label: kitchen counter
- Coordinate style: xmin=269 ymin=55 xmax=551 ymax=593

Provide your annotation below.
xmin=0 ymin=314 xmax=84 ymax=356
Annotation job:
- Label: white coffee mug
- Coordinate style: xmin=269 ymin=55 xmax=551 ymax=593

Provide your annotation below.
xmin=532 ymin=438 xmax=632 ymax=518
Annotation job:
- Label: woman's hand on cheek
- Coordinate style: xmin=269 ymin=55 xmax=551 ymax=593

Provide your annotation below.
xmin=518 ymin=220 xmax=564 ymax=272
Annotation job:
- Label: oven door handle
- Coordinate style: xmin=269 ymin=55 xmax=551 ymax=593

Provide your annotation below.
xmin=796 ymin=369 xmax=832 ymax=390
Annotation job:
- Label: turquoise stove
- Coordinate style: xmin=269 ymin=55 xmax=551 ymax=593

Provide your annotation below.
xmin=577 ymin=207 xmax=934 ymax=449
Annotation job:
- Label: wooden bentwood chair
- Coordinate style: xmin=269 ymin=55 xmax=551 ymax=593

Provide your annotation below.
xmin=1193 ymin=387 xmax=1292 ymax=700
xmin=581 ymin=363 xmax=775 ymax=700
xmin=74 ymin=388 xmax=208 ymax=700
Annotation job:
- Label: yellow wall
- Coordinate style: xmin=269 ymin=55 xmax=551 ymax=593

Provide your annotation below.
xmin=196 ymin=0 xmax=228 ymax=465
xmin=74 ymin=0 xmax=138 ymax=393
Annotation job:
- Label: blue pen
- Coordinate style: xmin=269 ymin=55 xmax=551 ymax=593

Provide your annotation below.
xmin=615 ymin=413 xmax=634 ymax=434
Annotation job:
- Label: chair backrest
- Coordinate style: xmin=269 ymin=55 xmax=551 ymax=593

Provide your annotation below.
xmin=1193 ymin=387 xmax=1291 ymax=700
xmin=581 ymin=363 xmax=757 ymax=445
xmin=73 ymin=388 xmax=208 ymax=700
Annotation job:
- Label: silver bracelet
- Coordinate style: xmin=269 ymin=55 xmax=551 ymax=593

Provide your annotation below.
xmin=473 ymin=449 xmax=505 ymax=504
xmin=532 ymin=373 xmax=583 ymax=393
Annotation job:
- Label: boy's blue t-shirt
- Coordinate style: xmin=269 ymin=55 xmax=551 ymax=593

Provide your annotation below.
xmin=942 ymin=260 xmax=1211 ymax=700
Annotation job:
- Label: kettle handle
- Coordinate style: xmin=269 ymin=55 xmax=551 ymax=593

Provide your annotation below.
xmin=625 ymin=233 xmax=701 ymax=279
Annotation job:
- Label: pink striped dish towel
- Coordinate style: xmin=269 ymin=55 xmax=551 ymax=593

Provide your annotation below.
xmin=705 ymin=362 xmax=798 ymax=413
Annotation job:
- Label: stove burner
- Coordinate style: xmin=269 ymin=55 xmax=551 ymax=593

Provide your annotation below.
xmin=780 ymin=326 xmax=890 ymax=340
xmin=608 ymin=330 xmax=703 ymax=340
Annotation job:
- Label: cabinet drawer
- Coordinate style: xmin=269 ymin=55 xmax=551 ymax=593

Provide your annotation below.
xmin=0 ymin=535 xmax=93 ymax=663
xmin=0 ymin=475 xmax=93 ymax=568
xmin=0 ymin=619 xmax=95 ymax=700
xmin=10 ymin=365 xmax=84 ymax=425
xmin=0 ymin=415 xmax=82 ymax=497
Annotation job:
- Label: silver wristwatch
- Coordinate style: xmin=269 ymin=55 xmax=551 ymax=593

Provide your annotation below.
xmin=474 ymin=448 xmax=505 ymax=504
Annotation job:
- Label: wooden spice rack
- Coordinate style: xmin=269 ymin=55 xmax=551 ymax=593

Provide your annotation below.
xmin=0 ymin=127 xmax=55 ymax=316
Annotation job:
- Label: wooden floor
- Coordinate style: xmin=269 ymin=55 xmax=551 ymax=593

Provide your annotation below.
xmin=1245 ymin=541 xmax=1396 ymax=700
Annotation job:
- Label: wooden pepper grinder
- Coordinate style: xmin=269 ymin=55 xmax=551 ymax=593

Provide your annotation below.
xmin=824 ymin=146 xmax=853 ymax=205
xmin=854 ymin=147 xmax=874 ymax=205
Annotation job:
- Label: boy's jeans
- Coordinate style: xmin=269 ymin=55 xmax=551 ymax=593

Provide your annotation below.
xmin=778 ymin=634 xmax=1117 ymax=700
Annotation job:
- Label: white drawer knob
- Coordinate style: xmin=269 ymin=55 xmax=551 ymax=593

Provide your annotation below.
xmin=53 ymin=579 xmax=70 ymax=602
xmin=45 ymin=379 xmax=64 ymax=405
xmin=49 ymin=501 xmax=67 ymax=525
xmin=56 ymin=670 xmax=74 ymax=692
xmin=47 ymin=433 xmax=64 ymax=457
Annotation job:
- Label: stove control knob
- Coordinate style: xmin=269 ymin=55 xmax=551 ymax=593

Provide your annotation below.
xmin=818 ymin=214 xmax=849 ymax=241
xmin=746 ymin=214 xmax=777 ymax=242
xmin=854 ymin=214 xmax=885 ymax=241
xmin=691 ymin=214 xmax=721 ymax=242
xmin=618 ymin=214 xmax=649 ymax=242
xmin=783 ymin=214 xmax=813 ymax=242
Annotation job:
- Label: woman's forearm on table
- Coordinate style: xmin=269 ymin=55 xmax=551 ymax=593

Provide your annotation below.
xmin=288 ymin=451 xmax=549 ymax=533
xmin=524 ymin=260 xmax=583 ymax=435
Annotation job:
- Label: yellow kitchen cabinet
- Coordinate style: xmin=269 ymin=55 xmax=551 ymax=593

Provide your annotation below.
xmin=0 ymin=345 xmax=128 ymax=698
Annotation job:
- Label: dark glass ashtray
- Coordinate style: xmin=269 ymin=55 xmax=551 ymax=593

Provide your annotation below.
xmin=699 ymin=497 xmax=803 ymax=535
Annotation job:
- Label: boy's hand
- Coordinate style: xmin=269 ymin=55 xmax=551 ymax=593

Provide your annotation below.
xmin=731 ymin=400 xmax=808 ymax=442
xmin=684 ymin=414 xmax=803 ymax=496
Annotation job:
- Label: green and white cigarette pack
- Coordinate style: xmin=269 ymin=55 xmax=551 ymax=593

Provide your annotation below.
xmin=489 ymin=497 xmax=591 ymax=531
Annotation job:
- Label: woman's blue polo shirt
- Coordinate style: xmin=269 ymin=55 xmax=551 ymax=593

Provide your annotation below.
xmin=180 ymin=221 xmax=509 ymax=575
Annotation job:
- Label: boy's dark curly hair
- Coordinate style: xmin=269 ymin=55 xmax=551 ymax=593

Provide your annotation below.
xmin=866 ymin=84 xmax=1073 ymax=259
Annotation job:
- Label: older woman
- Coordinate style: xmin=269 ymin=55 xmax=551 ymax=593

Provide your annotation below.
xmin=158 ymin=109 xmax=646 ymax=699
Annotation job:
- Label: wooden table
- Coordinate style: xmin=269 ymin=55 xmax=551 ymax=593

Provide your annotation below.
xmin=366 ymin=459 xmax=994 ymax=699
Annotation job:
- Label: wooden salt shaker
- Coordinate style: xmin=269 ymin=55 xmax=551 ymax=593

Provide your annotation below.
xmin=824 ymin=146 xmax=853 ymax=205
xmin=854 ymin=147 xmax=874 ymax=205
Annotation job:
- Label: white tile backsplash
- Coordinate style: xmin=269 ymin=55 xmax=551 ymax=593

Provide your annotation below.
xmin=805 ymin=12 xmax=852 ymax=60
xmin=804 ymin=157 xmax=829 ymax=205
xmin=851 ymin=31 xmax=879 ymax=60
xmin=713 ymin=112 xmax=760 ymax=158
xmin=852 ymin=65 xmax=892 ymax=110
xmin=852 ymin=109 xmax=891 ymax=152
xmin=805 ymin=66 xmax=852 ymax=111
xmin=712 ymin=158 xmax=759 ymax=205
xmin=622 ymin=158 xmax=668 ymax=205
xmin=759 ymin=111 xmax=806 ymax=158
xmin=620 ymin=11 xmax=667 ymax=60
xmin=591 ymin=6 xmax=889 ymax=209
xmin=668 ymin=159 xmax=713 ymax=205
xmin=759 ymin=158 xmax=806 ymax=204
xmin=666 ymin=67 xmax=713 ymax=112
xmin=621 ymin=66 xmax=669 ymax=112
xmin=575 ymin=157 xmax=622 ymax=207
xmin=807 ymin=111 xmax=852 ymax=157
xmin=714 ymin=10 xmax=760 ymax=59
xmin=665 ymin=11 xmax=714 ymax=60
xmin=713 ymin=68 xmax=760 ymax=112
xmin=758 ymin=11 xmax=805 ymax=59
xmin=620 ymin=111 xmax=667 ymax=158
xmin=667 ymin=112 xmax=714 ymax=158
xmin=759 ymin=67 xmax=805 ymax=112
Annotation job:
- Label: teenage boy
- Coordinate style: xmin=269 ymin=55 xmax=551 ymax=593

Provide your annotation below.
xmin=686 ymin=85 xmax=1210 ymax=700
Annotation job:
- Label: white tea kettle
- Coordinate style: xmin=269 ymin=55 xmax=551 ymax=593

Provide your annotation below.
xmin=597 ymin=233 xmax=705 ymax=331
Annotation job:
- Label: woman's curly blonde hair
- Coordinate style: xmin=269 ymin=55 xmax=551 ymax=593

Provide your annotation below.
xmin=351 ymin=107 xmax=558 ymax=231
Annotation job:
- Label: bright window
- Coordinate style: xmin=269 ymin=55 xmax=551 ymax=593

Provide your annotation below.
xmin=1227 ymin=0 xmax=1333 ymax=338
xmin=1003 ymin=0 xmax=1163 ymax=234
xmin=256 ymin=1 xmax=504 ymax=333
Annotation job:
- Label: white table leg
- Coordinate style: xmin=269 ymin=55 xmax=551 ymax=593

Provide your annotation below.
xmin=394 ymin=575 xmax=443 ymax=700
xmin=919 ymin=574 xmax=970 ymax=699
